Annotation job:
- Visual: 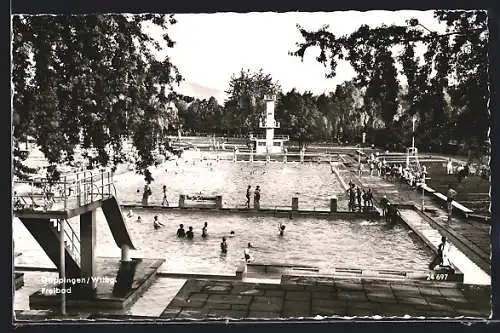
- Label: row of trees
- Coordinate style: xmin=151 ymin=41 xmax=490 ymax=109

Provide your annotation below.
xmin=175 ymin=10 xmax=488 ymax=158
xmin=175 ymin=72 xmax=399 ymax=148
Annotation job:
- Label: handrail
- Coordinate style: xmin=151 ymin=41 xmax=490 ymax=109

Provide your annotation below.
xmin=14 ymin=168 xmax=116 ymax=211
xmin=55 ymin=219 xmax=80 ymax=265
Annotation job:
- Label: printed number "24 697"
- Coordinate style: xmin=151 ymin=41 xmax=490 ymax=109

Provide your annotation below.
xmin=427 ymin=273 xmax=449 ymax=280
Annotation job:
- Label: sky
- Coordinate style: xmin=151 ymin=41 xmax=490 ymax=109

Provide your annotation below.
xmin=145 ymin=11 xmax=448 ymax=103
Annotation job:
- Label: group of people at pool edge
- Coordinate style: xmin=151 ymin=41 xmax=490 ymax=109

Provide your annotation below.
xmin=246 ymin=185 xmax=260 ymax=209
xmin=345 ymin=180 xmax=374 ymax=212
xmin=139 ymin=183 xmax=263 ymax=209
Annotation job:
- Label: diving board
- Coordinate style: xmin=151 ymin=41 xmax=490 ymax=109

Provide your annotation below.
xmin=433 ymin=192 xmax=474 ymax=213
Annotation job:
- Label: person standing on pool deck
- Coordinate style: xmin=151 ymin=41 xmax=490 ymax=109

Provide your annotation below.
xmin=162 ymin=185 xmax=169 ymax=207
xmin=362 ymin=189 xmax=368 ymax=208
xmin=177 ymin=224 xmax=186 ymax=238
xmin=246 ymin=185 xmax=252 ymax=208
xmin=356 ymin=186 xmax=362 ymax=211
xmin=380 ymin=195 xmax=389 ymax=217
xmin=345 ymin=183 xmax=354 ymax=210
xmin=142 ymin=184 xmax=152 ymax=206
xmin=350 ymin=185 xmax=357 ymax=211
xmin=254 ymin=186 xmax=261 ymax=210
xmin=153 ymin=216 xmax=164 ymax=230
xmin=421 ymin=164 xmax=428 ymax=181
xmin=186 ymin=226 xmax=194 ymax=240
xmin=366 ymin=188 xmax=374 ymax=207
xmin=220 ymin=237 xmax=228 ymax=253
xmin=446 ymin=158 xmax=453 ymax=175
xmin=202 ymin=222 xmax=208 ymax=238
xmin=446 ymin=185 xmax=457 ymax=221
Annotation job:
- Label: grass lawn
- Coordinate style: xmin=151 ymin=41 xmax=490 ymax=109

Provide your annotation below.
xmin=424 ymin=163 xmax=490 ymax=216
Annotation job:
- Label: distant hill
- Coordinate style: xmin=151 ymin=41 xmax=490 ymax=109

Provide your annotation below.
xmin=178 ymin=81 xmax=226 ymax=104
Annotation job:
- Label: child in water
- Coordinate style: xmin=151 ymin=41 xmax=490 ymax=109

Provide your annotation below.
xmin=220 ymin=237 xmax=228 ymax=253
xmin=243 ymin=248 xmax=252 ymax=263
xmin=202 ymin=222 xmax=208 ymax=238
xmin=177 ymin=224 xmax=186 ymax=238
xmin=186 ymin=226 xmax=194 ymax=240
xmin=278 ymin=222 xmax=286 ymax=236
xmin=153 ymin=216 xmax=164 ymax=230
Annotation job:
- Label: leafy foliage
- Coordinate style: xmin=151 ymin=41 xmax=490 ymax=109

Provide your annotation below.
xmin=178 ymin=97 xmax=224 ymax=135
xmin=12 ymin=14 xmax=182 ymax=181
xmin=275 ymin=90 xmax=325 ymax=145
xmin=291 ymin=10 xmax=488 ymax=155
xmin=223 ymin=69 xmax=281 ymax=136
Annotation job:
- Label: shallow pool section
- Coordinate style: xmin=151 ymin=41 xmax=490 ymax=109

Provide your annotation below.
xmin=113 ymin=159 xmax=347 ymax=210
xmin=14 ymin=209 xmax=433 ymax=275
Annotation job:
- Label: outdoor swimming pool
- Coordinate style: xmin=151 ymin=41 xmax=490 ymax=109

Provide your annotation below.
xmin=14 ymin=157 xmax=434 ymax=275
xmin=113 ymin=158 xmax=348 ymax=210
xmin=14 ymin=209 xmax=433 ymax=275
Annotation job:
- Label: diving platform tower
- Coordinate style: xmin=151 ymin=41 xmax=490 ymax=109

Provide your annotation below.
xmin=249 ymin=95 xmax=289 ymax=154
xmin=13 ymin=169 xmax=162 ymax=314
xmin=406 ymin=115 xmax=420 ymax=170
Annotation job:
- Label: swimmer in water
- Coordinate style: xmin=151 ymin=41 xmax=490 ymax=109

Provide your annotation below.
xmin=186 ymin=226 xmax=194 ymax=240
xmin=127 ymin=209 xmax=133 ymax=218
xmin=244 ymin=248 xmax=252 ymax=262
xmin=220 ymin=237 xmax=228 ymax=253
xmin=177 ymin=224 xmax=186 ymax=238
xmin=201 ymin=222 xmax=208 ymax=238
xmin=229 ymin=230 xmax=235 ymax=237
xmin=153 ymin=216 xmax=164 ymax=230
xmin=278 ymin=222 xmax=286 ymax=236
xmin=136 ymin=216 xmax=142 ymax=223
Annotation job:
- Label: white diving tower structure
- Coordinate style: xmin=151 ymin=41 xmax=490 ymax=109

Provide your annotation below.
xmin=249 ymin=95 xmax=289 ymax=155
xmin=406 ymin=115 xmax=420 ymax=170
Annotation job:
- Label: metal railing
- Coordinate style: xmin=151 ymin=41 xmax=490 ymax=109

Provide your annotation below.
xmin=54 ymin=219 xmax=80 ymax=266
xmin=13 ymin=168 xmax=117 ymax=212
xmin=259 ymin=120 xmax=281 ymax=128
xmin=249 ymin=134 xmax=289 ymax=140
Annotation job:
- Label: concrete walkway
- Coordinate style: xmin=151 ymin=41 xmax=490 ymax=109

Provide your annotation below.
xmin=158 ymin=277 xmax=490 ymax=319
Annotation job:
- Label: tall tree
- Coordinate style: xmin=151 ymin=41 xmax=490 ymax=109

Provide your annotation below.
xmin=223 ymin=69 xmax=281 ymax=135
xmin=12 ymin=14 xmax=182 ymax=181
xmin=275 ymin=90 xmax=324 ymax=146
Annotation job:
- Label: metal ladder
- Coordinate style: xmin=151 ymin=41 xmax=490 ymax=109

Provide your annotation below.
xmin=52 ymin=218 xmax=81 ymax=266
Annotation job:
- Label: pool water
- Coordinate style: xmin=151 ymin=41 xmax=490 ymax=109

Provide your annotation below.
xmin=14 ymin=209 xmax=433 ymax=275
xmin=113 ymin=159 xmax=347 ymax=210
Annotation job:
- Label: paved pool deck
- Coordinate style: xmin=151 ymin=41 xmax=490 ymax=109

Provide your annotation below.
xmin=157 ymin=276 xmax=490 ymax=319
